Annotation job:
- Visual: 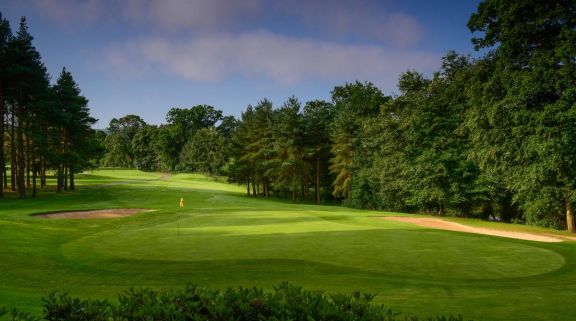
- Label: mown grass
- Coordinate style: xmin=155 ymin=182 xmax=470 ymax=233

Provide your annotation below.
xmin=0 ymin=169 xmax=575 ymax=321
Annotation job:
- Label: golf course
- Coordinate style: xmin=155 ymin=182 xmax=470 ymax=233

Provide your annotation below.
xmin=0 ymin=170 xmax=574 ymax=321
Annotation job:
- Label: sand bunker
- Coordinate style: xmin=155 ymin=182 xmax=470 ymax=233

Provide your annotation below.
xmin=35 ymin=208 xmax=147 ymax=219
xmin=381 ymin=216 xmax=569 ymax=243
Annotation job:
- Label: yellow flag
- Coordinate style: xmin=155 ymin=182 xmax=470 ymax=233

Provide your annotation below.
xmin=179 ymin=197 xmax=185 ymax=208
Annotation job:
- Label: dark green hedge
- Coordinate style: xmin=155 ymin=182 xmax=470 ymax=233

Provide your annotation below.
xmin=1 ymin=283 xmax=470 ymax=321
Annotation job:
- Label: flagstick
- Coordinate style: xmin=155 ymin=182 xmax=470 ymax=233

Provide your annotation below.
xmin=178 ymin=197 xmax=184 ymax=236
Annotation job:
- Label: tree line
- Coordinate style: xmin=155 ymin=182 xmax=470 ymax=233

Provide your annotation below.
xmin=0 ymin=15 xmax=102 ymax=199
xmin=101 ymin=1 xmax=576 ymax=232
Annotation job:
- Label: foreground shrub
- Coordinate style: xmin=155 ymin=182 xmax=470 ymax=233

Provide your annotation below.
xmin=0 ymin=307 xmax=40 ymax=321
xmin=1 ymin=283 xmax=470 ymax=321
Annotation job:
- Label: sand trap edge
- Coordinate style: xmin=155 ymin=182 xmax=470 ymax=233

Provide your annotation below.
xmin=33 ymin=208 xmax=150 ymax=219
xmin=379 ymin=216 xmax=567 ymax=243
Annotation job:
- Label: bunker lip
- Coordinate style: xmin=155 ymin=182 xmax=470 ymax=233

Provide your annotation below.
xmin=33 ymin=208 xmax=148 ymax=219
xmin=380 ymin=216 xmax=572 ymax=243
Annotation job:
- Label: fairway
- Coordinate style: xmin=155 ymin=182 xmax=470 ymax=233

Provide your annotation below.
xmin=1 ymin=170 xmax=575 ymax=321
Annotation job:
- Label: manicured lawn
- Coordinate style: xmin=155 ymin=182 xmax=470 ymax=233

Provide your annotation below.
xmin=0 ymin=169 xmax=574 ymax=320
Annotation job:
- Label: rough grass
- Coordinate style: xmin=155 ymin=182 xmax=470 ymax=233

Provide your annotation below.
xmin=0 ymin=169 xmax=575 ymax=321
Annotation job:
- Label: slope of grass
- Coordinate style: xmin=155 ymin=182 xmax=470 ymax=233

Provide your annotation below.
xmin=0 ymin=169 xmax=575 ymax=321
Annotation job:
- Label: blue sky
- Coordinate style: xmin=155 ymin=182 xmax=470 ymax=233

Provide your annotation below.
xmin=2 ymin=0 xmax=482 ymax=127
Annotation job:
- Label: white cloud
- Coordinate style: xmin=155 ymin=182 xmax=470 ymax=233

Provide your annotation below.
xmin=100 ymin=31 xmax=439 ymax=89
xmin=17 ymin=0 xmax=424 ymax=48
xmin=377 ymin=13 xmax=424 ymax=48
xmin=122 ymin=0 xmax=263 ymax=30
xmin=276 ymin=0 xmax=424 ymax=48
xmin=26 ymin=0 xmax=106 ymax=26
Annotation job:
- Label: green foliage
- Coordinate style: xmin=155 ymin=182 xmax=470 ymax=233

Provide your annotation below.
xmin=102 ymin=114 xmax=147 ymax=168
xmin=165 ymin=105 xmax=224 ymax=167
xmin=303 ymin=100 xmax=334 ymax=204
xmin=227 ymin=97 xmax=333 ymax=202
xmin=131 ymin=125 xmax=160 ymax=171
xmin=53 ymin=68 xmax=100 ymax=173
xmin=42 ymin=293 xmax=109 ymax=321
xmin=167 ymin=105 xmax=223 ymax=137
xmin=179 ymin=127 xmax=226 ymax=174
xmin=269 ymin=96 xmax=310 ymax=200
xmin=0 ymin=308 xmax=40 ymax=321
xmin=330 ymin=81 xmax=389 ymax=200
xmin=10 ymin=283 xmax=467 ymax=321
xmin=397 ymin=54 xmax=481 ymax=215
xmin=466 ymin=0 xmax=576 ymax=230
xmin=235 ymin=99 xmax=276 ymax=196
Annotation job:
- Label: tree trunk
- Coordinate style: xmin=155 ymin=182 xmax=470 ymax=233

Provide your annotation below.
xmin=2 ymin=165 xmax=7 ymax=189
xmin=63 ymin=167 xmax=68 ymax=191
xmin=252 ymin=178 xmax=256 ymax=196
xmin=57 ymin=164 xmax=63 ymax=193
xmin=315 ymin=156 xmax=320 ymax=204
xmin=32 ymin=159 xmax=37 ymax=198
xmin=0 ymin=84 xmax=4 ymax=198
xmin=69 ymin=167 xmax=75 ymax=191
xmin=26 ymin=133 xmax=30 ymax=188
xmin=17 ymin=112 xmax=26 ymax=198
xmin=437 ymin=204 xmax=444 ymax=216
xmin=346 ymin=172 xmax=352 ymax=200
xmin=567 ymin=200 xmax=575 ymax=233
xmin=40 ymin=157 xmax=46 ymax=188
xmin=17 ymin=126 xmax=26 ymax=198
xmin=40 ymin=124 xmax=47 ymax=189
xmin=10 ymin=104 xmax=15 ymax=191
xmin=246 ymin=179 xmax=250 ymax=196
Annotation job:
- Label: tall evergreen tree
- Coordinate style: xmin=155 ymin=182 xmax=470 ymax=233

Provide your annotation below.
xmin=228 ymin=106 xmax=258 ymax=195
xmin=329 ymin=81 xmax=388 ymax=201
xmin=249 ymin=99 xmax=275 ymax=197
xmin=303 ymin=100 xmax=334 ymax=204
xmin=53 ymin=67 xmax=98 ymax=191
xmin=5 ymin=17 xmax=49 ymax=198
xmin=0 ymin=13 xmax=12 ymax=198
xmin=271 ymin=96 xmax=309 ymax=201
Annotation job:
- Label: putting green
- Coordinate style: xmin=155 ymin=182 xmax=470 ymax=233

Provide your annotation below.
xmin=61 ymin=211 xmax=564 ymax=281
xmin=1 ymin=169 xmax=575 ymax=321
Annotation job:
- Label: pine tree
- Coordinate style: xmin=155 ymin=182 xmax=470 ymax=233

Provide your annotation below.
xmin=0 ymin=13 xmax=12 ymax=198
xmin=53 ymin=67 xmax=97 ymax=191
xmin=303 ymin=100 xmax=334 ymax=204
xmin=229 ymin=105 xmax=256 ymax=195
xmin=329 ymin=81 xmax=388 ymax=200
xmin=272 ymin=96 xmax=309 ymax=201
xmin=5 ymin=17 xmax=49 ymax=198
